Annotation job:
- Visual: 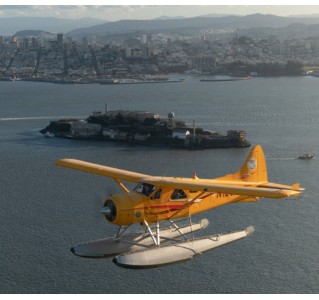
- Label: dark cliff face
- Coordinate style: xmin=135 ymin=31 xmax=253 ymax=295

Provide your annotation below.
xmin=40 ymin=119 xmax=75 ymax=134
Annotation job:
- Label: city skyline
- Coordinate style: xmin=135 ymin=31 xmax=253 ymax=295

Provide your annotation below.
xmin=1 ymin=2 xmax=319 ymax=22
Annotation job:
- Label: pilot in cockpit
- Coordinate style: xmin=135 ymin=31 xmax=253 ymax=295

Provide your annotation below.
xmin=134 ymin=183 xmax=155 ymax=197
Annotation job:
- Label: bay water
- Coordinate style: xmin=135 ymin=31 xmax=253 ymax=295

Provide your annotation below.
xmin=1 ymin=76 xmax=319 ymax=293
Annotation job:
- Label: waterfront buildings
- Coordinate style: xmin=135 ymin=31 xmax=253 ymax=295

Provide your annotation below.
xmin=1 ymin=28 xmax=318 ymax=80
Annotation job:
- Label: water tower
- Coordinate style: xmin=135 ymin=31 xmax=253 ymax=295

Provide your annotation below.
xmin=167 ymin=112 xmax=175 ymax=129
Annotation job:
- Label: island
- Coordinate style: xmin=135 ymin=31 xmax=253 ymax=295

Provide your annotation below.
xmin=40 ymin=106 xmax=251 ymax=149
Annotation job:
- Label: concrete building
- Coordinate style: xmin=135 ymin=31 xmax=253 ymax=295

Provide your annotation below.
xmin=57 ymin=33 xmax=64 ymax=50
xmin=172 ymin=128 xmax=190 ymax=139
xmin=0 ymin=35 xmax=4 ymax=49
xmin=71 ymin=121 xmax=101 ymax=137
xmin=191 ymin=56 xmax=216 ymax=72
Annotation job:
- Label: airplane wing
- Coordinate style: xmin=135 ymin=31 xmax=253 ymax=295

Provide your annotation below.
xmin=56 ymin=159 xmax=303 ymax=199
xmin=140 ymin=176 xmax=303 ymax=199
xmin=55 ymin=159 xmax=148 ymax=183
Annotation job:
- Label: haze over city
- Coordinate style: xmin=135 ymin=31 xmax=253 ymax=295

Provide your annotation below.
xmin=1 ymin=2 xmax=319 ymax=21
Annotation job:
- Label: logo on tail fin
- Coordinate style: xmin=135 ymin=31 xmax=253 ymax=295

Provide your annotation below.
xmin=247 ymin=158 xmax=257 ymax=170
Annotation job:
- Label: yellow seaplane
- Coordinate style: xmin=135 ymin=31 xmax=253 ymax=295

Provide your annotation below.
xmin=55 ymin=145 xmax=303 ymax=269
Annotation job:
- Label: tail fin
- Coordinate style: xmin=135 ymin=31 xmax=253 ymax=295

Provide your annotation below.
xmin=217 ymin=145 xmax=268 ymax=184
xmin=238 ymin=145 xmax=268 ymax=183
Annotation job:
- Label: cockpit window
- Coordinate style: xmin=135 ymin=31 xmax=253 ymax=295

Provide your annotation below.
xmin=134 ymin=183 xmax=155 ymax=197
xmin=171 ymin=189 xmax=187 ymax=200
xmin=134 ymin=183 xmax=143 ymax=193
xmin=154 ymin=188 xmax=162 ymax=200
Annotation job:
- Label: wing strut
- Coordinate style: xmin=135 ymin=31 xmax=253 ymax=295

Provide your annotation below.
xmin=113 ymin=178 xmax=130 ymax=193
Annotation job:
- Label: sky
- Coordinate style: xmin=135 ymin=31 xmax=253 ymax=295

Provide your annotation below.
xmin=1 ymin=1 xmax=319 ymax=21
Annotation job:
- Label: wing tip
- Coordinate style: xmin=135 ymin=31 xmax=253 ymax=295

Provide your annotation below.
xmin=55 ymin=158 xmax=71 ymax=166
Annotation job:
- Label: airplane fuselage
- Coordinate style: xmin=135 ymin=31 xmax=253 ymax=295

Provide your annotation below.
xmin=103 ymin=187 xmax=259 ymax=226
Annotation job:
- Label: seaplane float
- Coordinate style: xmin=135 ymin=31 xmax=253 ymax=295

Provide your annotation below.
xmin=55 ymin=145 xmax=303 ymax=269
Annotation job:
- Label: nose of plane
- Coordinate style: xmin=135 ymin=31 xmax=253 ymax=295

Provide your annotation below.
xmin=101 ymin=199 xmax=117 ymax=222
xmin=100 ymin=206 xmax=111 ymax=217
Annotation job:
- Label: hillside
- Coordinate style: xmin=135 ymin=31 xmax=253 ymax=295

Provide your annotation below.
xmin=0 ymin=17 xmax=104 ymax=35
xmin=67 ymin=14 xmax=319 ymax=37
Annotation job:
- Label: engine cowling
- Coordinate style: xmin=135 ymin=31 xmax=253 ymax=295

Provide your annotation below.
xmin=101 ymin=193 xmax=145 ymax=226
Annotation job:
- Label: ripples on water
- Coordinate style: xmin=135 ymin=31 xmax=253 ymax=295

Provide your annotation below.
xmin=1 ymin=76 xmax=319 ymax=293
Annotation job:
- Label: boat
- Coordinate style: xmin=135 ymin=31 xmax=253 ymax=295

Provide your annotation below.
xmin=297 ymin=154 xmax=313 ymax=160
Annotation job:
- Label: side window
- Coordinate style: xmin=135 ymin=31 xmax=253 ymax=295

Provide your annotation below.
xmin=171 ymin=189 xmax=187 ymax=200
xmin=134 ymin=183 xmax=143 ymax=193
xmin=142 ymin=183 xmax=155 ymax=196
xmin=154 ymin=188 xmax=162 ymax=200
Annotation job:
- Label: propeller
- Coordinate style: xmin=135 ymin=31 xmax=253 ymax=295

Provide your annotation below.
xmin=101 ymin=199 xmax=117 ymax=222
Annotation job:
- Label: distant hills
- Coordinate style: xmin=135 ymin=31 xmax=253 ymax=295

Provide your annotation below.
xmin=2 ymin=13 xmax=319 ymax=38
xmin=14 ymin=30 xmax=56 ymax=39
xmin=67 ymin=13 xmax=319 ymax=37
xmin=153 ymin=16 xmax=185 ymax=20
xmin=0 ymin=17 xmax=104 ymax=35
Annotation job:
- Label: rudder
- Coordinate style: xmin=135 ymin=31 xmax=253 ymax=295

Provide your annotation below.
xmin=216 ymin=145 xmax=268 ymax=183
xmin=238 ymin=145 xmax=268 ymax=182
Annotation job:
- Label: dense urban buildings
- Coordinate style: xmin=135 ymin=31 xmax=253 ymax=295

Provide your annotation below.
xmin=0 ymin=24 xmax=317 ymax=82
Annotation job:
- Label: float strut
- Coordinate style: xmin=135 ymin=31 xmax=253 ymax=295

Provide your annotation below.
xmin=144 ymin=219 xmax=159 ymax=246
